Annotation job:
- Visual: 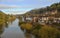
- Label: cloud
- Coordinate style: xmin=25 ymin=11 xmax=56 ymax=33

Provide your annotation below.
xmin=0 ymin=4 xmax=21 ymax=9
xmin=0 ymin=0 xmax=60 ymax=9
xmin=1 ymin=0 xmax=24 ymax=2
xmin=2 ymin=9 xmax=31 ymax=14
xmin=37 ymin=0 xmax=60 ymax=3
xmin=0 ymin=0 xmax=60 ymax=14
xmin=0 ymin=4 xmax=40 ymax=9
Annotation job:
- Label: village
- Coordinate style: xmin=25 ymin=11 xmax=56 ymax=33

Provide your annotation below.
xmin=21 ymin=10 xmax=60 ymax=25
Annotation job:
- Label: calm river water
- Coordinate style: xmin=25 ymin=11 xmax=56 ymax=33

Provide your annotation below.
xmin=0 ymin=19 xmax=34 ymax=38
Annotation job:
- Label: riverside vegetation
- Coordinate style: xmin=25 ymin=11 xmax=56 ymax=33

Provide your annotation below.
xmin=0 ymin=11 xmax=16 ymax=25
xmin=19 ymin=2 xmax=60 ymax=38
xmin=19 ymin=22 xmax=60 ymax=38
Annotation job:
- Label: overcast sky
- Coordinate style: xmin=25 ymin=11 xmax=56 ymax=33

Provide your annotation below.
xmin=0 ymin=0 xmax=60 ymax=14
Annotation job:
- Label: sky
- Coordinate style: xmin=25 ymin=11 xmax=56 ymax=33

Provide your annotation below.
xmin=0 ymin=0 xmax=60 ymax=14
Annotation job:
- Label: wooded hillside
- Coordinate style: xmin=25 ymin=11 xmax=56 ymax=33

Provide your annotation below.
xmin=25 ymin=2 xmax=60 ymax=16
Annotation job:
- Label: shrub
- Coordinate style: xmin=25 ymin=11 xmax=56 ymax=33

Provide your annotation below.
xmin=20 ymin=23 xmax=26 ymax=29
xmin=39 ymin=26 xmax=60 ymax=38
xmin=19 ymin=22 xmax=26 ymax=25
xmin=25 ymin=23 xmax=32 ymax=31
xmin=20 ymin=23 xmax=33 ymax=31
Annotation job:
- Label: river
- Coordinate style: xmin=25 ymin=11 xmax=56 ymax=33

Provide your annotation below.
xmin=0 ymin=19 xmax=34 ymax=38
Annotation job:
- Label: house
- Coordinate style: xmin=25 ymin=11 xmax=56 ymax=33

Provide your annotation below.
xmin=22 ymin=12 xmax=60 ymax=24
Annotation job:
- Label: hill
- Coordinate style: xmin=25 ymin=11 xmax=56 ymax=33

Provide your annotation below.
xmin=24 ymin=2 xmax=60 ymax=17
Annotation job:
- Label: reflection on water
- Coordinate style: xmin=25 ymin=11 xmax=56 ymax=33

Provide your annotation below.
xmin=0 ymin=25 xmax=4 ymax=38
xmin=0 ymin=18 xmax=35 ymax=38
xmin=24 ymin=32 xmax=35 ymax=38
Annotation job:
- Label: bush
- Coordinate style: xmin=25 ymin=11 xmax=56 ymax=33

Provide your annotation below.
xmin=32 ymin=23 xmax=42 ymax=36
xmin=39 ymin=26 xmax=60 ymax=38
xmin=20 ymin=23 xmax=26 ymax=29
xmin=20 ymin=23 xmax=33 ymax=31
xmin=32 ymin=22 xmax=42 ymax=29
xmin=25 ymin=23 xmax=33 ymax=31
xmin=32 ymin=26 xmax=60 ymax=38
xmin=19 ymin=22 xmax=26 ymax=25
